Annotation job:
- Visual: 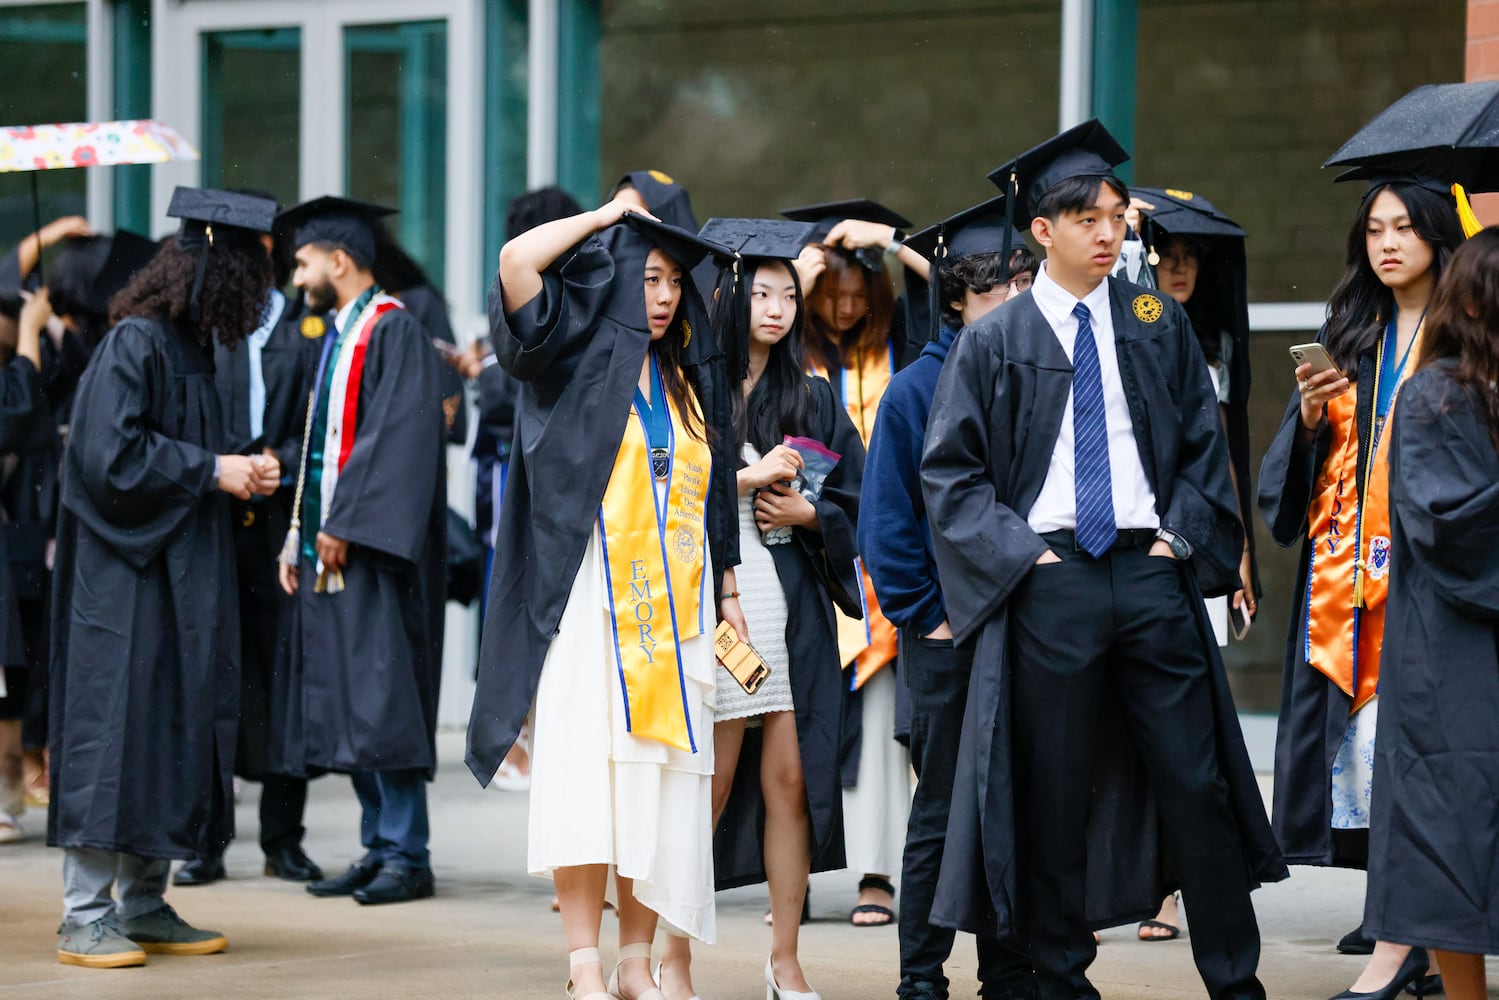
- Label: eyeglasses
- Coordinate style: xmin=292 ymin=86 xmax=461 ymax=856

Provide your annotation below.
xmin=977 ymin=274 xmax=1034 ymax=300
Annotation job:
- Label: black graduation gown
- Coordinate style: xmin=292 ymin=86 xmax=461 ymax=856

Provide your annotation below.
xmin=464 ymin=225 xmax=738 ymax=784
xmin=0 ymin=357 xmax=45 ymax=671
xmin=920 ymin=278 xmax=1286 ymax=937
xmin=1257 ymin=346 xmax=1378 ymax=867
xmin=1367 ymin=365 xmax=1499 ymax=954
xmin=47 ymin=317 xmax=239 ymax=860
xmin=274 ymin=305 xmax=447 ymax=777
xmin=213 ymin=295 xmax=323 ymax=780
xmin=714 ymin=375 xmax=864 ymax=890
xmin=397 ymin=283 xmax=469 ymax=445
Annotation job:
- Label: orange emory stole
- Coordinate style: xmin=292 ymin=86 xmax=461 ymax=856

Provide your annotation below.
xmin=809 ymin=343 xmax=900 ymax=686
xmin=1304 ymin=347 xmax=1414 ymax=713
xmin=597 ymin=376 xmax=711 ymax=752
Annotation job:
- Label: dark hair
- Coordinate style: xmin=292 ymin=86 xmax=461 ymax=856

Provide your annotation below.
xmin=644 ymin=246 xmax=707 ymax=443
xmin=1035 ymin=175 xmax=1130 ymax=222
xmin=506 ymin=186 xmax=585 ymax=242
xmin=714 ymin=259 xmax=810 ymax=456
xmin=1416 ymin=226 xmax=1499 ymax=450
xmin=371 ymin=219 xmax=431 ymax=293
xmin=1323 ymin=182 xmax=1465 ymax=375
xmin=936 ymin=247 xmax=1040 ymax=329
xmin=802 ymin=245 xmax=895 ymax=372
xmin=232 ymin=188 xmax=292 ymax=286
xmin=46 ymin=234 xmax=109 ymax=323
xmin=109 ymin=234 xmax=274 ymax=348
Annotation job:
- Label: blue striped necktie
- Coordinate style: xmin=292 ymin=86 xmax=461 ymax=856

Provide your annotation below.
xmin=1071 ymin=302 xmax=1117 ymax=558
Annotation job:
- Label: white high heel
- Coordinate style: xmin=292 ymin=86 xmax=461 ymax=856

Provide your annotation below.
xmin=653 ymin=959 xmax=704 ymax=1000
xmin=608 ymin=942 xmax=667 ymax=1000
xmin=566 ymin=947 xmax=611 ymax=1000
xmin=765 ymin=957 xmax=820 ymax=1000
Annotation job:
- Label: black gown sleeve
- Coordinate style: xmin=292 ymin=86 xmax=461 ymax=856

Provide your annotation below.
xmin=921 ymin=329 xmax=1049 ymax=645
xmin=0 ymin=357 xmax=43 ymax=452
xmin=1391 ymin=369 xmax=1499 ymax=619
xmin=1257 ymin=390 xmax=1327 ymax=548
xmin=320 ymin=310 xmax=445 ymax=564
xmin=489 ymin=237 xmax=614 ymax=384
xmin=797 ymin=375 xmax=864 ymax=617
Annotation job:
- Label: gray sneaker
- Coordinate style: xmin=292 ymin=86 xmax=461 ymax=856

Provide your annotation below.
xmin=57 ymin=916 xmax=147 ymax=968
xmin=117 ymin=903 xmax=228 ymax=956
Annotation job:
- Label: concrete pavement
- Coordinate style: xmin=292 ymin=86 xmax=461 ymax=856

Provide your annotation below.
xmin=2 ymin=730 xmax=1495 ymax=999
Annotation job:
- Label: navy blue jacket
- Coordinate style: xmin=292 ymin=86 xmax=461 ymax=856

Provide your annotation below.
xmin=858 ymin=324 xmax=957 ymax=637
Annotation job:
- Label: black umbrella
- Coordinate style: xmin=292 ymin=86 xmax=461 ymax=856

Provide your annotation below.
xmin=1324 ymin=81 xmax=1499 ymax=192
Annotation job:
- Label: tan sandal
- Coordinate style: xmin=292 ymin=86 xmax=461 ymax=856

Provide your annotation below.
xmin=566 ymin=946 xmax=611 ymax=1000
xmin=607 ymin=942 xmax=666 ymax=1000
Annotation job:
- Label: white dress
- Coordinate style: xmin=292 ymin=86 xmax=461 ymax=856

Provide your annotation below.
xmin=716 ymin=444 xmax=794 ymax=721
xmin=526 ymin=482 xmax=718 ymax=943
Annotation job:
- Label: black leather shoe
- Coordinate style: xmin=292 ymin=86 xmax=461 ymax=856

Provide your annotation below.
xmin=306 ymin=856 xmax=381 ymax=897
xmin=173 ymin=855 xmax=226 ymax=887
xmin=981 ymin=976 xmax=1040 ymax=1000
xmin=264 ymin=846 xmax=324 ymax=882
xmin=898 ymin=981 xmax=947 ymax=1000
xmin=353 ymin=865 xmax=435 ymax=905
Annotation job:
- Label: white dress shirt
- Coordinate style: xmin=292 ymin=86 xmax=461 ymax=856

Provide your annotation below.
xmin=1026 ymin=262 xmax=1159 ymax=534
xmin=246 ymin=289 xmax=285 ymax=442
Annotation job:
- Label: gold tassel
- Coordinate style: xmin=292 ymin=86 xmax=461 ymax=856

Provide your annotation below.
xmin=1453 ymin=183 xmax=1484 ymax=239
xmin=277 ymin=524 xmax=300 ymax=567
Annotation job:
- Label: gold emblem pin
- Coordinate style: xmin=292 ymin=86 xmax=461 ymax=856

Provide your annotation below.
xmin=1165 ymin=189 xmax=1194 ymax=200
xmin=300 ymin=315 xmax=327 ymax=339
xmin=682 ymin=319 xmax=692 ymax=347
xmin=1133 ymin=294 xmax=1164 ymax=323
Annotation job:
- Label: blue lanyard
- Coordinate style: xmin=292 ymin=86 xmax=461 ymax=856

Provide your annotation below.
xmin=633 ymin=351 xmax=670 ymax=449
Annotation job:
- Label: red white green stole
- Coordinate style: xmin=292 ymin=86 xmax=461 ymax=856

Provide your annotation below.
xmin=319 ymin=293 xmax=402 ymax=516
xmin=597 ymin=359 xmax=711 ymax=752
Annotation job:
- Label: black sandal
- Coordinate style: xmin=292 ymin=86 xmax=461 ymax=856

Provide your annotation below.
xmin=1137 ymin=919 xmax=1179 ymax=941
xmin=849 ymin=876 xmax=896 ymax=927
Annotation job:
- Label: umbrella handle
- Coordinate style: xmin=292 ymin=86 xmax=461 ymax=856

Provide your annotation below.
xmin=30 ymin=171 xmax=43 ymax=285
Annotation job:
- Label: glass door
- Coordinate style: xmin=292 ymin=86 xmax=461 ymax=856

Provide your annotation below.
xmin=201 ymin=26 xmax=301 ymax=200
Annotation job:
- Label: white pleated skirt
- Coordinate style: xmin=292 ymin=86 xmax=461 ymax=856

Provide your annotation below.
xmin=527 ymin=519 xmax=718 ymax=943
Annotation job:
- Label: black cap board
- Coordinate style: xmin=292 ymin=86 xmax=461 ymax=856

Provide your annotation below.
xmin=616 ymin=169 xmax=701 ymax=232
xmin=1132 ymin=187 xmax=1246 ymax=241
xmin=1330 ymin=165 xmax=1454 ymax=197
xmin=1323 ymin=81 xmax=1499 ymax=194
xmin=779 ymin=198 xmax=913 ymax=241
xmin=618 ymin=211 xmax=730 ymax=272
xmin=986 ymin=119 xmax=1130 ymax=225
xmin=167 ymin=186 xmax=278 ymax=234
xmin=903 ymin=196 xmax=1031 ymax=263
xmin=697 ymin=218 xmax=816 ymax=261
xmin=276 ymin=195 xmax=397 ymax=265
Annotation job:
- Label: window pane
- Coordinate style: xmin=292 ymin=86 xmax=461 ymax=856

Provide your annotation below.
xmin=346 ymin=21 xmax=447 ymax=290
xmin=0 ymin=2 xmax=88 ymax=247
xmin=202 ymin=27 xmax=301 ymax=201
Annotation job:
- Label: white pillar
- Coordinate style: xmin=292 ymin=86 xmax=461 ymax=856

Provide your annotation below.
xmin=85 ymin=0 xmax=113 ymax=227
xmin=527 ymin=0 xmax=559 ymax=188
xmin=1059 ymin=0 xmax=1093 ymax=130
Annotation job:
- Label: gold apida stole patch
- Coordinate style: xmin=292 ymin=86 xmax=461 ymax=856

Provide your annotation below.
xmin=300 ymin=315 xmax=327 ymax=339
xmin=1132 ymin=294 xmax=1164 ymax=323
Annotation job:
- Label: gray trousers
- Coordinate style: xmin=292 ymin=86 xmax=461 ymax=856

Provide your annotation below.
xmin=62 ymin=847 xmax=170 ymax=926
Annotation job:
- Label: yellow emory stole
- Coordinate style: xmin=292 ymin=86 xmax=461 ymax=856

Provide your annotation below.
xmin=598 ymin=361 xmax=711 ymax=752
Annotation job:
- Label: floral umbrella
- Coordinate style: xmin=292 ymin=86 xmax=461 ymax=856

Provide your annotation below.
xmin=0 ymin=119 xmax=199 ymax=279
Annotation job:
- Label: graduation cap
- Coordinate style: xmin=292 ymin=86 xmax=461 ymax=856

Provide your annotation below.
xmin=987 ymin=120 xmax=1130 ymax=226
xmin=49 ymin=230 xmax=159 ymax=318
xmin=1324 ymin=82 xmax=1499 ymax=194
xmin=617 ymin=211 xmax=729 ymax=271
xmin=901 ymin=196 xmax=1033 ymax=342
xmin=166 ymin=187 xmax=278 ymax=322
xmin=780 ymin=198 xmax=913 ymax=272
xmin=616 ymin=169 xmax=701 ymax=233
xmin=275 ymin=195 xmax=397 ymax=266
xmin=697 ymin=218 xmax=816 ymax=262
xmin=1131 ymin=186 xmax=1245 ymax=266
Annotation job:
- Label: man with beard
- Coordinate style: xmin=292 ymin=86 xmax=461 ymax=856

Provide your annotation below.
xmin=49 ymin=187 xmax=281 ymax=968
xmin=274 ymin=197 xmax=446 ymax=906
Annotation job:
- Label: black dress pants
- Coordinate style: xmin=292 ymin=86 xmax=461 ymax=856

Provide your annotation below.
xmin=1010 ymin=544 xmax=1264 ymax=1000
xmin=899 ymin=630 xmax=1033 ymax=1000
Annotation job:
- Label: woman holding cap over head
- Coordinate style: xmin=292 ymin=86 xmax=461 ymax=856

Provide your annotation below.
xmin=48 ymin=186 xmax=282 ymax=969
xmin=1259 ymin=164 xmax=1467 ymax=1000
xmin=656 ymin=217 xmax=866 ymax=1000
xmin=779 ymin=196 xmax=920 ymax=929
xmin=466 ymin=194 xmax=741 ymax=1000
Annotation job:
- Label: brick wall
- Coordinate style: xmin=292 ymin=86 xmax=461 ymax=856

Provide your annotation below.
xmin=1469 ymin=0 xmax=1499 ymax=222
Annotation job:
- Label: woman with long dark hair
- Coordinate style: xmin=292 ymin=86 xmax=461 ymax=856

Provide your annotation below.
xmin=1371 ymin=226 xmax=1499 ymax=1000
xmin=49 ymin=188 xmax=281 ymax=968
xmin=1259 ymin=175 xmax=1464 ymax=1000
xmin=466 ymin=199 xmax=742 ymax=1000
xmin=657 ymin=222 xmax=864 ymax=1000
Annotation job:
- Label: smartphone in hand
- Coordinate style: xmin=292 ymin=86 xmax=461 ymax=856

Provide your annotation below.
xmin=1289 ymin=342 xmax=1337 ymax=376
xmin=1231 ymin=601 xmax=1252 ymax=641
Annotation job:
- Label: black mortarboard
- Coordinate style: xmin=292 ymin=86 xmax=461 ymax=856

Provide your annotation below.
xmin=614 ymin=211 xmax=731 ymax=275
xmin=276 ymin=195 xmax=396 ymax=266
xmin=616 ymin=169 xmax=701 ymax=232
xmin=903 ymin=196 xmax=1030 ymax=263
xmin=167 ymin=186 xmax=278 ymax=236
xmin=779 ymin=198 xmax=913 ymax=241
xmin=1132 ymin=187 xmax=1246 ymax=244
xmin=697 ymin=218 xmax=816 ymax=262
xmin=986 ymin=119 xmax=1130 ymax=225
xmin=1330 ymin=165 xmax=1454 ymax=197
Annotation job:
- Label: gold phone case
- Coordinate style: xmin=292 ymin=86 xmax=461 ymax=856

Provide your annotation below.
xmin=714 ymin=619 xmax=770 ymax=695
